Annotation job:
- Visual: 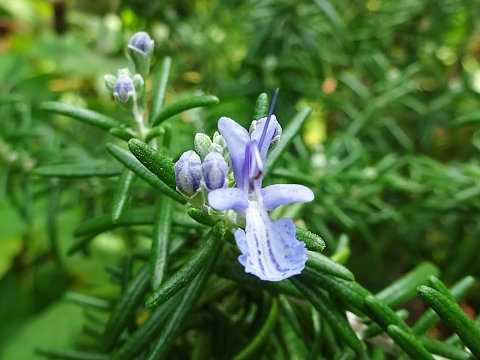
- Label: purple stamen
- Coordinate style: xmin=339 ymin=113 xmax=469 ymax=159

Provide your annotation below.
xmin=258 ymin=88 xmax=279 ymax=151
xmin=242 ymin=141 xmax=252 ymax=194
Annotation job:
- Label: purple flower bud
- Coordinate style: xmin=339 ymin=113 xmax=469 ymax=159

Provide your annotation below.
xmin=202 ymin=152 xmax=228 ymax=191
xmin=129 ymin=31 xmax=153 ymax=54
xmin=114 ymin=75 xmax=134 ymax=102
xmin=175 ymin=151 xmax=201 ymax=195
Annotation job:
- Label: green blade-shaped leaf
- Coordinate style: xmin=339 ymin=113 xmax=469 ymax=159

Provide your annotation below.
xmin=148 ymin=57 xmax=172 ymax=125
xmin=41 ymin=102 xmax=119 ymax=130
xmin=128 ymin=138 xmax=176 ymax=190
xmin=145 ymin=224 xmax=225 ymax=309
xmin=101 ymin=263 xmax=150 ymax=351
xmin=151 ymin=197 xmax=175 ymax=289
xmin=291 ymin=277 xmax=364 ymax=354
xmin=33 ymin=162 xmax=123 ymax=178
xmin=306 ymin=251 xmax=354 ymax=281
xmin=111 ymin=169 xmax=136 ymax=223
xmin=106 ymin=143 xmax=185 ymax=204
xmin=387 ymin=325 xmax=435 ymax=360
xmin=417 ymin=286 xmax=480 ymax=358
xmin=151 ymin=95 xmax=219 ymax=127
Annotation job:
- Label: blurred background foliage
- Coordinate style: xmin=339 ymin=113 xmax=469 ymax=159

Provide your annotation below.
xmin=1 ymin=0 xmax=480 ymax=358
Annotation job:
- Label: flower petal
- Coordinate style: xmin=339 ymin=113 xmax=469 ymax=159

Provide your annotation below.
xmin=218 ymin=117 xmax=250 ymax=187
xmin=250 ymin=115 xmax=279 ymax=164
xmin=235 ymin=201 xmax=307 ymax=281
xmin=261 ymin=184 xmax=314 ymax=211
xmin=208 ymin=188 xmax=248 ymax=211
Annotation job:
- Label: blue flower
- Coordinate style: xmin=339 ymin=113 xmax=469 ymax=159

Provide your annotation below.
xmin=208 ymin=92 xmax=314 ymax=281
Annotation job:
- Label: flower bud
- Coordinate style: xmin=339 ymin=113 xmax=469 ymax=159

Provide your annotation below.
xmin=104 ymin=75 xmax=117 ymax=92
xmin=175 ymin=150 xmax=202 ymax=195
xmin=268 ymin=122 xmax=282 ymax=152
xmin=202 ymin=152 xmax=228 ymax=191
xmin=128 ymin=31 xmax=154 ymax=78
xmin=114 ymin=75 xmax=135 ymax=103
xmin=213 ymin=131 xmax=226 ymax=147
xmin=194 ymin=133 xmax=212 ymax=160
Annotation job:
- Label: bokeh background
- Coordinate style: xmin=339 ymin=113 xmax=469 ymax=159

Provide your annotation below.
xmin=1 ymin=0 xmax=480 ymax=358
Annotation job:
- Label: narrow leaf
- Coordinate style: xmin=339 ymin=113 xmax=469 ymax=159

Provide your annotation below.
xmin=111 ymin=169 xmax=137 ymax=223
xmin=361 ymin=309 xmax=409 ymax=340
xmin=375 ymin=262 xmax=439 ymax=307
xmin=151 ymin=95 xmax=220 ymax=126
xmin=101 ymin=263 xmax=150 ymax=351
xmin=33 ymin=162 xmax=123 ymax=178
xmin=145 ymin=224 xmax=224 ymax=308
xmin=144 ymin=236 xmax=222 ymax=360
xmin=65 ymin=293 xmax=112 ymax=310
xmin=412 ymin=276 xmax=475 ymax=335
xmin=419 ymin=336 xmax=473 ymax=360
xmin=387 ymin=325 xmax=435 ymax=360
xmin=291 ymin=277 xmax=365 ymax=354
xmin=417 ymin=286 xmax=480 ymax=358
xmin=306 ymin=251 xmax=354 ymax=281
xmin=364 ymin=295 xmax=410 ymax=332
xmin=232 ymin=298 xmax=279 ymax=360
xmin=41 ymin=101 xmax=119 ymax=130
xmin=145 ymin=126 xmax=165 ymax=143
xmin=106 ymin=143 xmax=185 ymax=204
xmin=296 ymin=227 xmax=326 ymax=253
xmin=151 ymin=197 xmax=175 ymax=289
xmin=112 ymin=292 xmax=181 ymax=360
xmin=253 ymin=93 xmax=269 ymax=121
xmin=128 ymin=138 xmax=176 ymax=190
xmin=149 ymin=57 xmax=172 ymax=124
xmin=187 ymin=206 xmax=220 ymax=226
xmin=264 ymin=106 xmax=311 ymax=178
xmin=109 ymin=127 xmax=135 ymax=141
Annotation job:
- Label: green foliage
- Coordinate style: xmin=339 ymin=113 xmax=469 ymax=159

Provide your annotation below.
xmin=1 ymin=0 xmax=480 ymax=359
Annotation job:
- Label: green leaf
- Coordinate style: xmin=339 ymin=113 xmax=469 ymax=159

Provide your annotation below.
xmin=306 ymin=251 xmax=354 ymax=281
xmin=127 ymin=139 xmax=176 ymax=191
xmin=364 ymin=295 xmax=410 ymax=332
xmin=148 ymin=57 xmax=172 ymax=125
xmin=72 ymin=207 xmax=205 ymax=239
xmin=41 ymin=102 xmax=119 ymax=130
xmin=301 ymin=267 xmax=373 ymax=315
xmin=111 ymin=291 xmax=180 ymax=360
xmin=296 ymin=228 xmax=326 ymax=253
xmin=375 ymin=262 xmax=439 ymax=307
xmin=109 ymin=127 xmax=135 ymax=141
xmin=33 ymin=162 xmax=123 ymax=178
xmin=361 ymin=309 xmax=409 ymax=340
xmin=419 ymin=336 xmax=473 ymax=360
xmin=264 ymin=106 xmax=311 ymax=178
xmin=64 ymin=293 xmax=112 ymax=310
xmin=291 ymin=277 xmax=365 ymax=354
xmin=253 ymin=93 xmax=269 ymax=121
xmin=145 ymin=126 xmax=165 ymax=143
xmin=151 ymin=95 xmax=220 ymax=127
xmin=144 ymin=236 xmax=222 ymax=360
xmin=106 ymin=143 xmax=185 ymax=204
xmin=151 ymin=197 xmax=175 ymax=289
xmin=412 ymin=276 xmax=475 ymax=335
xmin=111 ymin=169 xmax=136 ymax=223
xmin=417 ymin=286 xmax=480 ymax=358
xmin=386 ymin=325 xmax=435 ymax=360
xmin=232 ymin=298 xmax=279 ymax=360
xmin=145 ymin=224 xmax=224 ymax=308
xmin=101 ymin=263 xmax=150 ymax=351
xmin=187 ymin=206 xmax=220 ymax=226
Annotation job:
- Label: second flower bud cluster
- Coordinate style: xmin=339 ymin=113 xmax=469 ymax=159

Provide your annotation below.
xmin=174 ymin=132 xmax=231 ymax=209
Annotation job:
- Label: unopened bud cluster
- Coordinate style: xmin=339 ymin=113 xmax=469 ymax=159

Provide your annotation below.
xmin=175 ymin=132 xmax=231 ymax=209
